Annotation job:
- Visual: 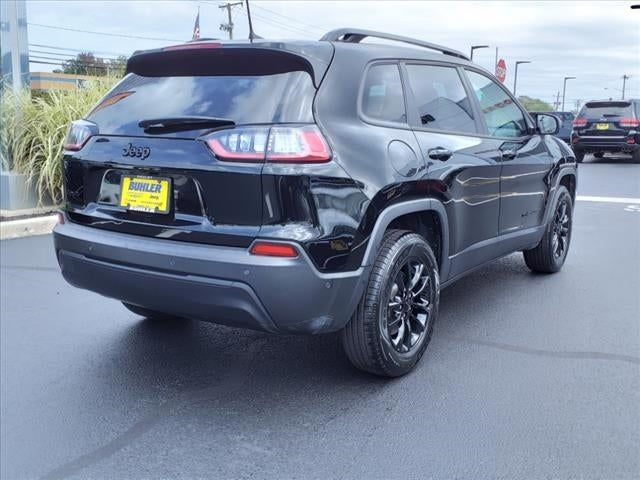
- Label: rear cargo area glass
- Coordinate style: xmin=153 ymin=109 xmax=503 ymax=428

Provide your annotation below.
xmin=579 ymin=102 xmax=633 ymax=118
xmin=87 ymin=72 xmax=315 ymax=136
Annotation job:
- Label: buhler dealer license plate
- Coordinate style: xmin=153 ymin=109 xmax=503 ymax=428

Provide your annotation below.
xmin=119 ymin=176 xmax=171 ymax=214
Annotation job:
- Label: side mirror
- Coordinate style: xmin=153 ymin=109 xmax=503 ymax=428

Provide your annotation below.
xmin=534 ymin=113 xmax=560 ymax=135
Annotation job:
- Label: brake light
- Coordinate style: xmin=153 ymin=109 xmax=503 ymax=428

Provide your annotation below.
xmin=162 ymin=43 xmax=222 ymax=51
xmin=250 ymin=241 xmax=298 ymax=258
xmin=619 ymin=118 xmax=640 ymax=127
xmin=63 ymin=120 xmax=96 ymax=151
xmin=204 ymin=125 xmax=331 ymax=163
xmin=572 ymin=118 xmax=587 ymax=127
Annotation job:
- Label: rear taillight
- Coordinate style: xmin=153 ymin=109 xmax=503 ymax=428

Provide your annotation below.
xmin=619 ymin=118 xmax=640 ymax=127
xmin=64 ymin=120 xmax=96 ymax=151
xmin=204 ymin=125 xmax=331 ymax=164
xmin=250 ymin=241 xmax=298 ymax=258
xmin=572 ymin=118 xmax=587 ymax=127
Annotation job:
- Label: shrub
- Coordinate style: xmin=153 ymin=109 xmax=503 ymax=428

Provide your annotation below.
xmin=0 ymin=80 xmax=116 ymax=204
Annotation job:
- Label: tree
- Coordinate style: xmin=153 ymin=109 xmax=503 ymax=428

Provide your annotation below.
xmin=106 ymin=55 xmax=128 ymax=78
xmin=62 ymin=52 xmax=108 ymax=77
xmin=517 ymin=96 xmax=554 ymax=112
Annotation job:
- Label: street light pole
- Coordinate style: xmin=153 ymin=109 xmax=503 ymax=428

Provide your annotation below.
xmin=562 ymin=76 xmax=576 ymax=111
xmin=470 ymin=45 xmax=489 ymax=61
xmin=513 ymin=61 xmax=531 ymax=96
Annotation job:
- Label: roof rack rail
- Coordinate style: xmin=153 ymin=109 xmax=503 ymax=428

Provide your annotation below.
xmin=320 ymin=28 xmax=469 ymax=61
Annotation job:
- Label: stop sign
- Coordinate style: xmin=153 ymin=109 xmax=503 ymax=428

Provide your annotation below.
xmin=495 ymin=59 xmax=507 ymax=83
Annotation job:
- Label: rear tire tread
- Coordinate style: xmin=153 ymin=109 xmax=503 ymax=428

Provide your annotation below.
xmin=342 ymin=229 xmax=436 ymax=377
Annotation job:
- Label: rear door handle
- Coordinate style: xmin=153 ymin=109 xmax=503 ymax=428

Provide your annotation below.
xmin=428 ymin=147 xmax=453 ymax=161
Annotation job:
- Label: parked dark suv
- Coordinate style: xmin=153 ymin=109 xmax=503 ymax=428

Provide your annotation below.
xmin=54 ymin=29 xmax=578 ymax=377
xmin=572 ymin=99 xmax=640 ymax=162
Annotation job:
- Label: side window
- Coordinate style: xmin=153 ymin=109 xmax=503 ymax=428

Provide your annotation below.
xmin=361 ymin=64 xmax=406 ymax=124
xmin=466 ymin=70 xmax=528 ymax=138
xmin=405 ymin=64 xmax=476 ymax=133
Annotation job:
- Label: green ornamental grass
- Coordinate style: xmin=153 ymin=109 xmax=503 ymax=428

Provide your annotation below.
xmin=1 ymin=79 xmax=116 ymax=204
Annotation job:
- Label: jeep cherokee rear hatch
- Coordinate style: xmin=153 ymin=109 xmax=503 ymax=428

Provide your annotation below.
xmin=62 ymin=42 xmax=333 ymax=247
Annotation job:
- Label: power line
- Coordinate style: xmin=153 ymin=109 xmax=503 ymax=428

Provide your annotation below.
xmin=28 ymin=22 xmax=182 ymax=42
xmin=30 ymin=43 xmax=127 ymax=57
xmin=235 ymin=9 xmax=316 ymax=39
xmin=250 ymin=3 xmax=328 ymax=33
xmin=29 ymin=50 xmax=123 ymax=61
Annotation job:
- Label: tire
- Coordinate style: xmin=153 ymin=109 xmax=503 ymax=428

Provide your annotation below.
xmin=574 ymin=149 xmax=584 ymax=163
xmin=633 ymin=149 xmax=640 ymax=164
xmin=122 ymin=302 xmax=177 ymax=321
xmin=523 ymin=186 xmax=573 ymax=273
xmin=593 ymin=152 xmax=604 ymax=159
xmin=341 ymin=230 xmax=439 ymax=377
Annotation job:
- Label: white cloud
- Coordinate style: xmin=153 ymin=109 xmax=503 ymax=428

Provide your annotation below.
xmin=27 ymin=0 xmax=640 ymax=108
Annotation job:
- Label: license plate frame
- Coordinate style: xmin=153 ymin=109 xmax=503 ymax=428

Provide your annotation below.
xmin=119 ymin=175 xmax=171 ymax=214
xmin=595 ymin=123 xmax=610 ymax=130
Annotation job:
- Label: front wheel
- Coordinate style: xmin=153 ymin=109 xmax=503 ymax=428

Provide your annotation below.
xmin=342 ymin=230 xmax=439 ymax=377
xmin=633 ymin=148 xmax=640 ymax=164
xmin=523 ymin=186 xmax=573 ymax=273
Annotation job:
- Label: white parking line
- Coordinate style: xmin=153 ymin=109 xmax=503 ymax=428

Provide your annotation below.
xmin=576 ymin=195 xmax=640 ymax=205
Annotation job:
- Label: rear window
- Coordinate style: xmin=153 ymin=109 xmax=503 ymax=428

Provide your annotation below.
xmin=579 ymin=101 xmax=633 ymax=118
xmin=87 ymin=72 xmax=315 ymax=135
xmin=361 ymin=64 xmax=406 ymax=124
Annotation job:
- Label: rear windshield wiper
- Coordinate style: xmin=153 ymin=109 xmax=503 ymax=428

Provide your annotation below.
xmin=139 ymin=116 xmax=235 ymax=133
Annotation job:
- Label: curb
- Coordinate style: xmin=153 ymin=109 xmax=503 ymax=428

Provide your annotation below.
xmin=0 ymin=215 xmax=58 ymax=241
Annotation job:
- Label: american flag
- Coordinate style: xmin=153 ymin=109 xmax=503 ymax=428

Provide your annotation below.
xmin=192 ymin=8 xmax=200 ymax=40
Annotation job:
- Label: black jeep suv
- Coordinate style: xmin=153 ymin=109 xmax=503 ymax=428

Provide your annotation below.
xmin=571 ymin=99 xmax=640 ymax=162
xmin=54 ymin=29 xmax=577 ymax=377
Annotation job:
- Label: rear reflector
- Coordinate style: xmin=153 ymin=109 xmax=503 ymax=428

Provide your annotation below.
xmin=572 ymin=118 xmax=587 ymax=127
xmin=619 ymin=118 xmax=640 ymax=127
xmin=250 ymin=242 xmax=298 ymax=258
xmin=203 ymin=125 xmax=331 ymax=163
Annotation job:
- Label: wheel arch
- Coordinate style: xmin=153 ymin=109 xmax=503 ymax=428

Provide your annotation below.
xmin=543 ymin=168 xmax=577 ymax=225
xmin=360 ymin=199 xmax=451 ymax=281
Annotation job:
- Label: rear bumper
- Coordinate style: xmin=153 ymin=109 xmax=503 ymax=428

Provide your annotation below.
xmin=53 ymin=221 xmax=367 ymax=334
xmin=573 ymin=136 xmax=638 ymax=152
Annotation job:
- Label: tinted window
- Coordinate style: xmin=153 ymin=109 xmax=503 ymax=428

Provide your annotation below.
xmin=466 ymin=70 xmax=528 ymax=138
xmin=87 ymin=72 xmax=315 ymax=136
xmin=361 ymin=64 xmax=406 ymax=123
xmin=405 ymin=64 xmax=475 ymax=133
xmin=578 ymin=101 xmax=633 ymax=119
xmin=555 ymin=112 xmax=574 ymax=121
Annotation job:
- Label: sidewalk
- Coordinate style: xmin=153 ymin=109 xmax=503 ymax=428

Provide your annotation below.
xmin=0 ymin=206 xmax=58 ymax=240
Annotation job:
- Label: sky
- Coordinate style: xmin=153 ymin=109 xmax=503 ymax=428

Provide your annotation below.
xmin=26 ymin=0 xmax=640 ymax=109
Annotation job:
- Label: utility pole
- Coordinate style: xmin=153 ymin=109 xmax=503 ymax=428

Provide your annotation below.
xmin=574 ymin=99 xmax=581 ymax=113
xmin=622 ymin=74 xmax=630 ymax=100
xmin=555 ymin=91 xmax=561 ymax=111
xmin=219 ymin=1 xmax=243 ymax=40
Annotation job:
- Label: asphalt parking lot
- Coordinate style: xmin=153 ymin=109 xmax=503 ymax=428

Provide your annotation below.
xmin=1 ymin=154 xmax=639 ymax=480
